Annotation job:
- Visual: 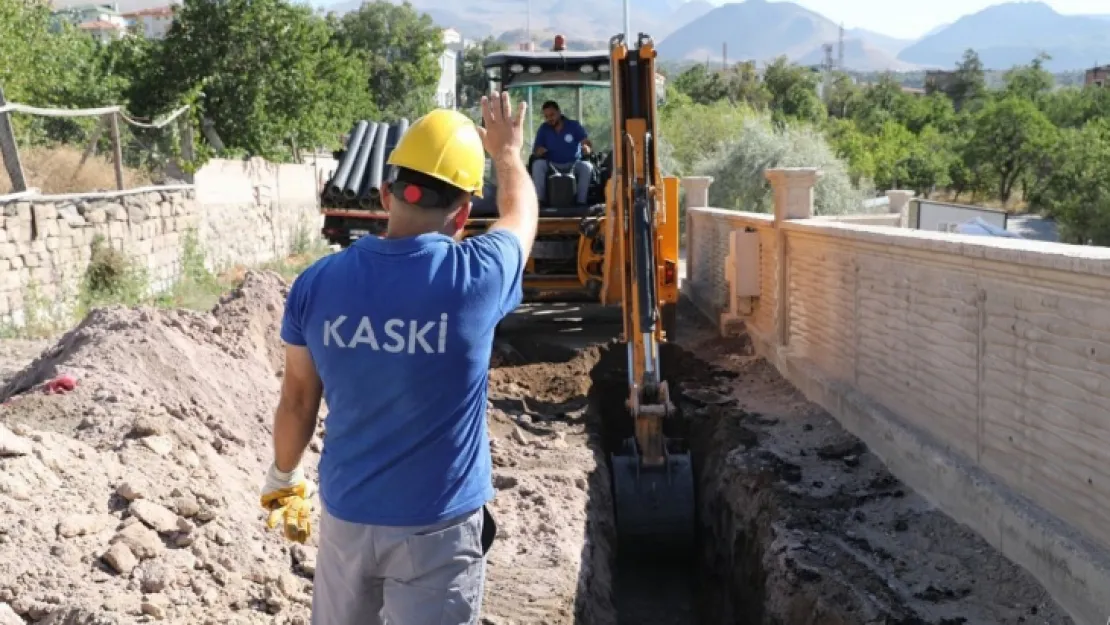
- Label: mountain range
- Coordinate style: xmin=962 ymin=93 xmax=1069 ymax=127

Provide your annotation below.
xmin=364 ymin=0 xmax=1110 ymax=72
xmin=44 ymin=0 xmax=1110 ymax=72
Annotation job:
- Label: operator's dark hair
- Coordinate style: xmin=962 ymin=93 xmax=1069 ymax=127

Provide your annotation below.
xmin=542 ymin=100 xmax=560 ymax=111
xmin=390 ymin=166 xmax=467 ymax=210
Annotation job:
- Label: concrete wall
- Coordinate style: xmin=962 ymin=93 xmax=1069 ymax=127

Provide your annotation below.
xmin=0 ymin=157 xmax=321 ymax=326
xmin=192 ymin=157 xmax=320 ymax=269
xmin=910 ymin=198 xmax=1008 ymax=231
xmin=682 ymin=171 xmax=1110 ymax=625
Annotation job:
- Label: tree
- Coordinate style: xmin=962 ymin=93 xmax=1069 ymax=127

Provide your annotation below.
xmin=1032 ymin=120 xmax=1110 ymax=245
xmin=761 ymin=57 xmax=825 ymax=124
xmin=333 ymin=0 xmax=444 ymax=119
xmin=0 ymin=0 xmax=128 ymax=143
xmin=457 ymin=36 xmax=505 ymax=110
xmin=672 ymin=66 xmax=729 ymax=105
xmin=965 ymin=96 xmax=1057 ymax=204
xmin=825 ymin=72 xmax=860 ymax=119
xmin=823 ymin=117 xmax=875 ymax=186
xmin=943 ymin=49 xmax=987 ymax=111
xmin=847 ymin=73 xmax=914 ymax=133
xmin=720 ymin=61 xmax=771 ymax=109
xmin=1003 ymin=53 xmax=1054 ymax=101
xmin=145 ymin=0 xmax=373 ymax=161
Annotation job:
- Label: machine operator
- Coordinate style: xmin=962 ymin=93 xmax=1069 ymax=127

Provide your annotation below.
xmin=531 ymin=100 xmax=594 ymax=206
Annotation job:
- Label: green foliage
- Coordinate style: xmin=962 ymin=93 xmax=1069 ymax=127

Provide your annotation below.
xmin=458 ymin=36 xmax=506 ymax=110
xmin=694 ymin=111 xmax=872 ymax=216
xmin=1 ymin=0 xmax=442 ymax=164
xmin=332 ymin=0 xmax=444 ymax=120
xmin=79 ymin=235 xmax=150 ymax=314
xmin=145 ymin=0 xmax=373 ymax=161
xmin=1028 ymin=120 xmax=1110 ymax=245
xmin=965 ymin=96 xmax=1057 ymax=203
xmin=659 ymin=100 xmax=750 ymax=176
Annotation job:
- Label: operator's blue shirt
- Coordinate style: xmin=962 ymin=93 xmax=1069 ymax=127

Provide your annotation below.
xmin=534 ymin=117 xmax=587 ymax=164
xmin=280 ymin=229 xmax=524 ymax=526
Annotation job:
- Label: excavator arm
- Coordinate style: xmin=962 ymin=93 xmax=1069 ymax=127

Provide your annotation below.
xmin=602 ymin=33 xmax=695 ymax=554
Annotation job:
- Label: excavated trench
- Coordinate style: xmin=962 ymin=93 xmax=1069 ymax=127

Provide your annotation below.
xmin=487 ymin=302 xmax=1075 ymax=625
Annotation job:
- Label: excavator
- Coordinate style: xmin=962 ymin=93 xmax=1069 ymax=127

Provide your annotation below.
xmin=471 ymin=34 xmax=696 ymax=552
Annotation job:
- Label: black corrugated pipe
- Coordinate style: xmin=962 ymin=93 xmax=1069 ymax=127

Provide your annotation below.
xmin=343 ymin=121 xmax=379 ymax=200
xmin=328 ymin=120 xmax=368 ymax=199
xmin=383 ymin=118 xmax=409 ymax=164
xmin=366 ymin=121 xmax=391 ymax=203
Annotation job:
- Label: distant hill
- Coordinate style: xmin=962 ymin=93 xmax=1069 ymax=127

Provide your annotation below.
xmin=323 ymin=0 xmax=702 ymax=43
xmin=898 ymin=2 xmax=1110 ymax=70
xmin=848 ymin=28 xmax=914 ymax=58
xmin=797 ymin=38 xmax=917 ymax=72
xmin=656 ymin=0 xmax=911 ymax=72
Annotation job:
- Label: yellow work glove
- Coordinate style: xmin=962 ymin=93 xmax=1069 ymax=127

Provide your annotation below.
xmin=260 ymin=463 xmax=315 ymax=544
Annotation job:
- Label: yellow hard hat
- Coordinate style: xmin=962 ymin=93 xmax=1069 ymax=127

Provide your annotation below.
xmin=387 ymin=109 xmax=485 ymax=198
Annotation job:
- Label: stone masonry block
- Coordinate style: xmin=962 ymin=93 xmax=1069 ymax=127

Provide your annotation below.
xmin=32 ymin=204 xmax=57 ymax=221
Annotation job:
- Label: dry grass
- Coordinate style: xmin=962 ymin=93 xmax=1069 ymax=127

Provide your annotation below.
xmin=928 ymin=188 xmax=1032 ymax=213
xmin=0 ymin=145 xmax=152 ymax=195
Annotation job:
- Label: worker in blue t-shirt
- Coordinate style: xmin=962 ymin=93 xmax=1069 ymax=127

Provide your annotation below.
xmin=531 ymin=100 xmax=594 ymax=206
xmin=259 ymin=92 xmax=539 ymax=625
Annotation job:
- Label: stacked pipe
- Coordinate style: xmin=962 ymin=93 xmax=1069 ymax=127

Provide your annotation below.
xmin=322 ymin=118 xmax=410 ymax=209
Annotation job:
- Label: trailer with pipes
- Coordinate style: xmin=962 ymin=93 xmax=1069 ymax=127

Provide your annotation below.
xmin=319 ymin=118 xmax=409 ymax=246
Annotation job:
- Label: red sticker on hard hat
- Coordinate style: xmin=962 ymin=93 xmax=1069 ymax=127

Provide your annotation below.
xmin=403 ymin=184 xmax=423 ymax=203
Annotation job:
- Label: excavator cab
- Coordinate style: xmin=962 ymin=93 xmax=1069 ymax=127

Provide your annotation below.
xmin=467 ymin=49 xmax=615 ymax=301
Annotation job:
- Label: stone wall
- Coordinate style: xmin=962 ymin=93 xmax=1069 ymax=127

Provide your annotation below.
xmin=0 ymin=157 xmax=323 ymax=326
xmin=682 ymin=172 xmax=1110 ymax=625
xmin=0 ymin=189 xmax=196 ymax=324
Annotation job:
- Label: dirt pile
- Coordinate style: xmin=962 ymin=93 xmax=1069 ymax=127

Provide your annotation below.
xmin=0 ymin=271 xmax=321 ymax=624
xmin=0 ymin=274 xmax=629 ymax=625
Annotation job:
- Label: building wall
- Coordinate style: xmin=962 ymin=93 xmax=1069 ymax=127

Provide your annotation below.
xmin=436 ymin=48 xmax=459 ymax=109
xmin=0 ymin=158 xmax=322 ymax=326
xmin=682 ymin=174 xmax=1110 ymax=625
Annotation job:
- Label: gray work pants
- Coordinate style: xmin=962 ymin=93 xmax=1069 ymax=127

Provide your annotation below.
xmin=531 ymin=158 xmax=594 ymax=205
xmin=311 ymin=506 xmax=486 ymax=625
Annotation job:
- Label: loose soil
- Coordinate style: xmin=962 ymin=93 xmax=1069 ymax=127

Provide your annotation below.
xmin=0 ymin=275 xmax=1077 ymax=625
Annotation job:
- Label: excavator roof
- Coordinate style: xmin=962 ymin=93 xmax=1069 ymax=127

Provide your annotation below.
xmin=483 ymin=49 xmax=611 ymax=88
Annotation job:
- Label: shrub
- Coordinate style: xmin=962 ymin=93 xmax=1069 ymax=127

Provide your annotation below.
xmin=695 ymin=112 xmax=876 ymax=215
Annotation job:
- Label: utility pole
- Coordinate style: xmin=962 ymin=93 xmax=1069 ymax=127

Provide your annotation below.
xmin=623 ymin=0 xmax=630 ymax=41
xmin=838 ymin=24 xmax=844 ymax=70
xmin=722 ymin=42 xmax=728 ymax=71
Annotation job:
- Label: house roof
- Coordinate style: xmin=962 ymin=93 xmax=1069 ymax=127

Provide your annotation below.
xmin=122 ymin=6 xmax=173 ymax=17
xmin=78 ymin=19 xmax=121 ymax=30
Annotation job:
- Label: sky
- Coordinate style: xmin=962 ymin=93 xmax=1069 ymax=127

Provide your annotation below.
xmin=718 ymin=0 xmax=1110 ymax=39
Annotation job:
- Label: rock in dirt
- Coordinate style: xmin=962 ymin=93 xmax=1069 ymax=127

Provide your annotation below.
xmin=56 ymin=513 xmax=114 ymax=539
xmin=0 ymin=603 xmax=20 ymax=625
xmin=0 ymin=423 xmax=32 ymax=456
xmin=101 ymin=542 xmax=138 ymax=575
xmin=129 ymin=500 xmax=180 ymax=534
xmin=115 ymin=481 xmax=143 ymax=501
xmin=140 ymin=594 xmax=170 ymax=620
xmin=111 ymin=522 xmax=164 ymax=560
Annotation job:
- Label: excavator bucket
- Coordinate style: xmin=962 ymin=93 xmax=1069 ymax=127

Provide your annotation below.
xmin=611 ymin=439 xmax=696 ymax=556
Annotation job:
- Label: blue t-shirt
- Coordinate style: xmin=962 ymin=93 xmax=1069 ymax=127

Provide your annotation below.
xmin=534 ymin=117 xmax=587 ymax=164
xmin=280 ymin=229 xmax=524 ymax=526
